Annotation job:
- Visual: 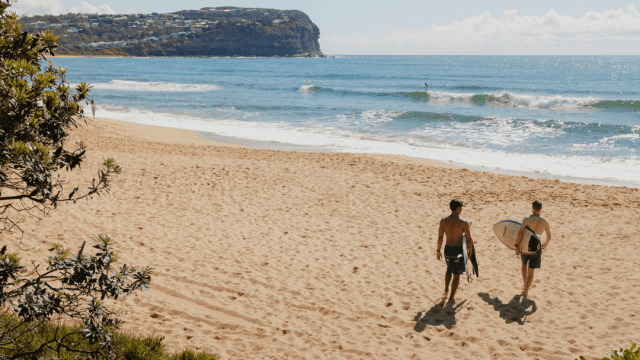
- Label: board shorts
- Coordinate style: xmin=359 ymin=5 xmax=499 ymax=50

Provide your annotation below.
xmin=521 ymin=251 xmax=542 ymax=269
xmin=444 ymin=245 xmax=465 ymax=276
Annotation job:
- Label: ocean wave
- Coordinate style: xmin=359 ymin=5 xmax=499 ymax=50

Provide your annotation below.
xmin=298 ymin=85 xmax=318 ymax=91
xmin=404 ymin=91 xmax=640 ymax=111
xmin=593 ymin=100 xmax=640 ymax=111
xmin=89 ymin=80 xmax=222 ymax=92
xmin=485 ymin=93 xmax=602 ymax=109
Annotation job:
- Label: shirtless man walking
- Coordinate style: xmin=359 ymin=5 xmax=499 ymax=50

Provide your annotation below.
xmin=436 ymin=199 xmax=473 ymax=304
xmin=515 ymin=200 xmax=552 ymax=297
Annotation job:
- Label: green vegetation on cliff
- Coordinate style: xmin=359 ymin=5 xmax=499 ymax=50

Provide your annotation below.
xmin=18 ymin=6 xmax=323 ymax=57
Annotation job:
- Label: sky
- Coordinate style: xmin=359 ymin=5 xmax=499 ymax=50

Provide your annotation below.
xmin=10 ymin=0 xmax=640 ymax=55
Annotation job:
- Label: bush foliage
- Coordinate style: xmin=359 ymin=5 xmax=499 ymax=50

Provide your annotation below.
xmin=0 ymin=0 xmax=120 ymax=237
xmin=0 ymin=235 xmax=153 ymax=358
xmin=577 ymin=343 xmax=640 ymax=360
xmin=0 ymin=2 xmax=219 ymax=358
xmin=0 ymin=313 xmax=217 ymax=359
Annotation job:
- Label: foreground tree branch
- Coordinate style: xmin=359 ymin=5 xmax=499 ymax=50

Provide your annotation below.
xmin=0 ymin=235 xmax=153 ymax=359
xmin=1 ymin=0 xmax=121 ymax=237
xmin=0 ymin=2 xmax=158 ymax=359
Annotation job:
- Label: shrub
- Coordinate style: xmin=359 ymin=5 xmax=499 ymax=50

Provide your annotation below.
xmin=577 ymin=343 xmax=640 ymax=360
xmin=0 ymin=235 xmax=153 ymax=359
xmin=1 ymin=0 xmax=120 ymax=236
xmin=0 ymin=313 xmax=218 ymax=359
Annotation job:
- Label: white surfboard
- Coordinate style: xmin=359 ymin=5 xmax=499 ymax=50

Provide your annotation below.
xmin=493 ymin=220 xmax=540 ymax=255
xmin=462 ymin=234 xmax=472 ymax=283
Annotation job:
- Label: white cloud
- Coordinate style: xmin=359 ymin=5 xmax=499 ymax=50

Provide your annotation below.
xmin=321 ymin=6 xmax=640 ymax=55
xmin=124 ymin=7 xmax=137 ymax=14
xmin=68 ymin=1 xmax=115 ymax=14
xmin=11 ymin=0 xmax=64 ymax=15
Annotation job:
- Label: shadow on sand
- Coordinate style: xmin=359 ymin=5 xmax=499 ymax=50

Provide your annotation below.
xmin=412 ymin=299 xmax=469 ymax=331
xmin=478 ymin=293 xmax=537 ymax=325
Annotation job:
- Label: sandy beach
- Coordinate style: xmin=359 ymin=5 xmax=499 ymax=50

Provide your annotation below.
xmin=5 ymin=117 xmax=640 ymax=359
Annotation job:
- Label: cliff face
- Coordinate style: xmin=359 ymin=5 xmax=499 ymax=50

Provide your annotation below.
xmin=125 ymin=12 xmax=322 ymax=57
xmin=20 ymin=7 xmax=323 ymax=57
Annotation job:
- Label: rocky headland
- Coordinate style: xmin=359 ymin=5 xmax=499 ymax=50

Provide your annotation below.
xmin=19 ymin=6 xmax=324 ymax=57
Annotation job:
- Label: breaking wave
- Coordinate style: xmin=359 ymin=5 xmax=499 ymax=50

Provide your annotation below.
xmin=405 ymin=91 xmax=640 ymax=111
xmin=298 ymin=85 xmax=319 ymax=91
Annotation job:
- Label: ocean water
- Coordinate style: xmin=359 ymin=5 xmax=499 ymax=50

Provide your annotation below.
xmin=52 ymin=56 xmax=640 ymax=187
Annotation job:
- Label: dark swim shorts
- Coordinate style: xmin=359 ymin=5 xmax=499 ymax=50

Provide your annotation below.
xmin=444 ymin=245 xmax=465 ymax=275
xmin=521 ymin=252 xmax=542 ymax=269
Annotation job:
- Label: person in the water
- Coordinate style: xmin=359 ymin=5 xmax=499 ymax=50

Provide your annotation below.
xmin=436 ymin=199 xmax=474 ymax=304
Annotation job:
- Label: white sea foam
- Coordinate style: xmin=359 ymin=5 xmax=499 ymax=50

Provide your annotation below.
xmin=298 ymin=85 xmax=317 ymax=91
xmin=425 ymin=91 xmax=604 ymax=109
xmin=600 ymin=133 xmax=640 ymax=143
xmin=89 ymin=80 xmax=222 ymax=92
xmin=426 ymin=91 xmax=475 ymax=101
xmin=412 ymin=117 xmax=562 ymax=147
xmin=88 ymin=105 xmax=640 ymax=187
xmin=358 ymin=110 xmax=406 ymax=124
xmin=487 ymin=92 xmax=602 ymax=109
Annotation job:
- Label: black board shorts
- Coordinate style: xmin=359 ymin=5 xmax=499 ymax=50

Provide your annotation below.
xmin=444 ymin=245 xmax=465 ymax=275
xmin=521 ymin=251 xmax=542 ymax=269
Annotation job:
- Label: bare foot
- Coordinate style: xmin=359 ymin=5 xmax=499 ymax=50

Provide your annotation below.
xmin=442 ymin=289 xmax=449 ymax=298
xmin=523 ymin=292 xmax=529 ymax=298
xmin=447 ymin=297 xmax=456 ymax=304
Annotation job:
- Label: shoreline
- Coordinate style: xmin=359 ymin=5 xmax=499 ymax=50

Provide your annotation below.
xmin=79 ymin=113 xmax=638 ymax=188
xmin=87 ymin=114 xmax=638 ymax=189
xmin=194 ymin=127 xmax=637 ymax=189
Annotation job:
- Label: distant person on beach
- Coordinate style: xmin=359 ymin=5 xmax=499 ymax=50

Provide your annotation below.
xmin=436 ymin=199 xmax=474 ymax=304
xmin=91 ymin=100 xmax=96 ymax=118
xmin=515 ymin=200 xmax=552 ymax=297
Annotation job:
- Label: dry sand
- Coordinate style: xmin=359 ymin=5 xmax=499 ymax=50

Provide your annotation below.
xmin=5 ymin=117 xmax=640 ymax=359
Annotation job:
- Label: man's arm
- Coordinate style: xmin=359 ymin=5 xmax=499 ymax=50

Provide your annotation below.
xmin=543 ymin=221 xmax=551 ymax=248
xmin=437 ymin=221 xmax=444 ymax=261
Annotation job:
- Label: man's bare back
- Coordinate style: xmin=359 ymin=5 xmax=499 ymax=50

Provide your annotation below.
xmin=439 ymin=216 xmax=472 ymax=247
xmin=520 ymin=214 xmax=550 ymax=247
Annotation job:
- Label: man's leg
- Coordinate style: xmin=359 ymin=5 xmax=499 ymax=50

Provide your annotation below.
xmin=521 ymin=259 xmax=528 ymax=293
xmin=523 ymin=268 xmax=535 ymax=297
xmin=448 ymin=275 xmax=460 ymax=303
xmin=443 ymin=269 xmax=452 ymax=297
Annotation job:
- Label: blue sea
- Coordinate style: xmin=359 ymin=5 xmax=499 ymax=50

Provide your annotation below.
xmin=52 ymin=56 xmax=640 ymax=187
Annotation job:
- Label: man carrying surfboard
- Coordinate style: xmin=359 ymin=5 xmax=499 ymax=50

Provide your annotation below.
xmin=436 ymin=199 xmax=474 ymax=304
xmin=515 ymin=200 xmax=552 ymax=298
